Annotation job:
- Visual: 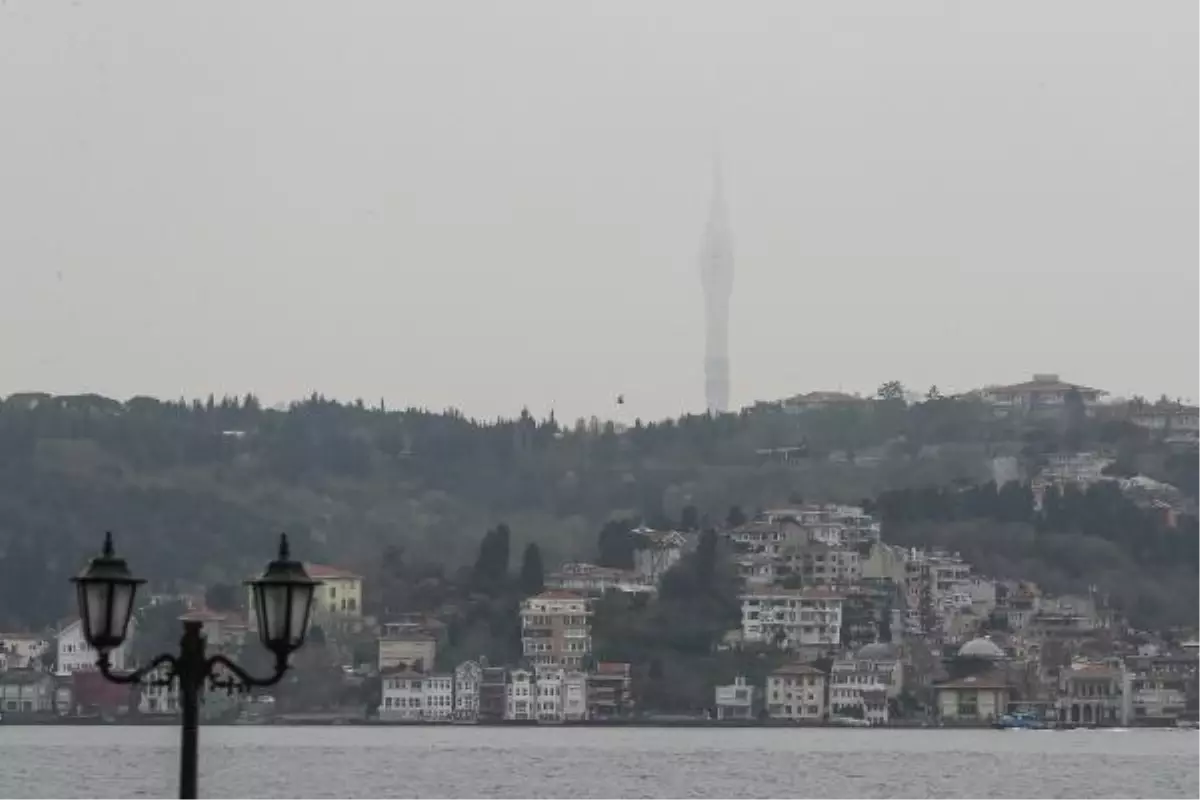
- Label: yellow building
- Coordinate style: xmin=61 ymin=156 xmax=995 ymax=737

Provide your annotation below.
xmin=246 ymin=563 xmax=363 ymax=629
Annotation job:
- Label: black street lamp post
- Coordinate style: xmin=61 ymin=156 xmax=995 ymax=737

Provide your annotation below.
xmin=71 ymin=532 xmax=320 ymax=799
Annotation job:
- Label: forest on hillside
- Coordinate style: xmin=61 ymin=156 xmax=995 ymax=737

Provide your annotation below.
xmin=0 ymin=388 xmax=1194 ymax=632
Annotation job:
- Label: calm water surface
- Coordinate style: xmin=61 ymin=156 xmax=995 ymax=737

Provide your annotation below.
xmin=0 ymin=725 xmax=1195 ymax=798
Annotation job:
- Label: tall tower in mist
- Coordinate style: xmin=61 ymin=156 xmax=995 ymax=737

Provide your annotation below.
xmin=699 ymin=157 xmax=734 ymax=414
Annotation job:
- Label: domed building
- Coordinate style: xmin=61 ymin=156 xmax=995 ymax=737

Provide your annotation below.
xmin=957 ymin=637 xmax=1006 ymax=661
xmin=932 ymin=636 xmax=1014 ymax=724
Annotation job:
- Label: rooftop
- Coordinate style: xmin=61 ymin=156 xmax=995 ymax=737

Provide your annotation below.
xmin=933 ymin=673 xmax=1011 ymax=691
xmin=741 ymin=588 xmax=844 ymax=601
xmin=305 ymin=563 xmax=362 ymax=580
xmin=771 ymin=662 xmax=826 ymax=677
xmin=784 ymin=391 xmax=864 ymax=405
xmin=527 ymin=590 xmax=586 ymax=601
xmin=983 ymin=374 xmax=1105 ymax=396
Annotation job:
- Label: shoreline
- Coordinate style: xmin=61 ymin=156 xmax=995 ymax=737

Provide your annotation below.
xmin=2 ymin=716 xmax=1188 ymax=731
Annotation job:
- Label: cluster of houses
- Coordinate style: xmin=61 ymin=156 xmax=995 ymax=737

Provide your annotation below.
xmin=375 ymin=589 xmax=632 ymax=722
xmin=708 ymin=497 xmax=1199 ymax=727
xmin=0 ymin=563 xmax=361 ymax=720
xmin=378 ymin=660 xmax=632 ymax=723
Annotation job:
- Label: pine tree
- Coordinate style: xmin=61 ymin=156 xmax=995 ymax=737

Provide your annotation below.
xmin=519 ymin=543 xmax=545 ymax=596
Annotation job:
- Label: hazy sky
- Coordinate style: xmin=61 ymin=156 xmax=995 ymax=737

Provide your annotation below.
xmin=1 ymin=1 xmax=1196 ymax=422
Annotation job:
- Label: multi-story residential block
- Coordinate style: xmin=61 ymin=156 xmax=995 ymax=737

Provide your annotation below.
xmin=454 ymin=660 xmax=482 ymax=721
xmin=506 ymin=668 xmax=534 ymax=721
xmin=544 ymin=563 xmax=655 ymax=597
xmin=0 ymin=670 xmax=56 ymax=714
xmin=765 ymin=663 xmax=827 ymax=721
xmin=714 ymin=675 xmax=757 ymax=720
xmin=977 ymin=374 xmax=1106 ymax=418
xmin=56 ymin=619 xmax=132 ymax=676
xmin=378 ymin=622 xmax=438 ymax=674
xmin=587 ymin=662 xmax=633 ymax=719
xmin=781 ymin=543 xmax=861 ymax=586
xmin=629 ymin=526 xmax=688 ymax=584
xmin=0 ymin=634 xmax=50 ymax=671
xmin=740 ymin=588 xmax=843 ymax=650
xmin=520 ymin=591 xmax=592 ymax=669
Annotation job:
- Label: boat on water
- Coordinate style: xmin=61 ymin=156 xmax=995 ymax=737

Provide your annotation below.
xmin=994 ymin=711 xmax=1047 ymax=730
xmin=828 ymin=715 xmax=872 ymax=728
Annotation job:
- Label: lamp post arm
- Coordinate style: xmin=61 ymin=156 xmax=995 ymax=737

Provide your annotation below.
xmin=204 ymin=651 xmax=290 ymax=692
xmin=96 ymin=652 xmax=179 ymax=686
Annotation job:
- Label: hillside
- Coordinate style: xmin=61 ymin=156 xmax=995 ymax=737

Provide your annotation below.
xmin=0 ymin=388 xmax=1194 ymax=631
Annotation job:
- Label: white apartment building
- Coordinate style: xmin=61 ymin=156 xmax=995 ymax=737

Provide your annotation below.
xmin=422 ymin=673 xmax=455 ymax=721
xmin=740 ymin=589 xmax=843 ymax=650
xmin=506 ymin=668 xmax=534 ymax=721
xmin=766 ymin=663 xmax=827 ymax=721
xmin=379 ymin=670 xmax=453 ymax=720
xmin=454 ymin=660 xmax=481 ymax=720
xmin=56 ymin=619 xmax=132 ymax=676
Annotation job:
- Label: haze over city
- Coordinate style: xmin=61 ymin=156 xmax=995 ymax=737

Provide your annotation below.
xmin=0 ymin=0 xmax=1195 ymax=421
